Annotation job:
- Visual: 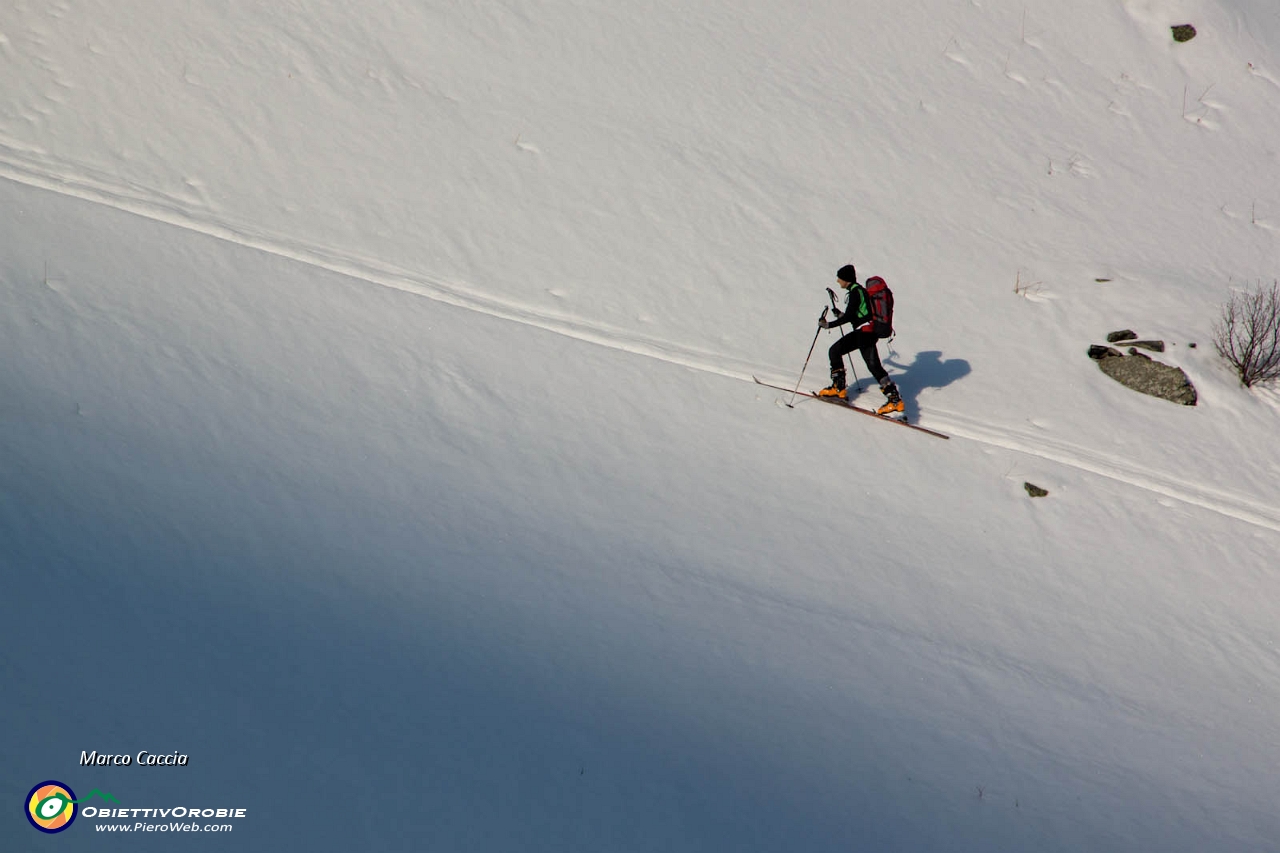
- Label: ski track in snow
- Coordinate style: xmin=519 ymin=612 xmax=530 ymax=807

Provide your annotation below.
xmin=0 ymin=147 xmax=762 ymax=381
xmin=4 ymin=148 xmax=1279 ymax=537
xmin=932 ymin=410 xmax=1280 ymax=534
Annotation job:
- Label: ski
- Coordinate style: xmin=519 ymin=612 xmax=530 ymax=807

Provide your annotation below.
xmin=753 ymin=377 xmax=950 ymax=440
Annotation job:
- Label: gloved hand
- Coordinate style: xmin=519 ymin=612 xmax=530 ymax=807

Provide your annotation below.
xmin=818 ymin=307 xmax=830 ymax=328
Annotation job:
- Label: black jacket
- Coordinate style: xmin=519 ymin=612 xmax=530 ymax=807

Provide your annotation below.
xmin=828 ymin=284 xmax=874 ymax=333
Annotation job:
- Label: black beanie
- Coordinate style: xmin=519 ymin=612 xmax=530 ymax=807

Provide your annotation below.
xmin=837 ymin=264 xmax=857 ymax=284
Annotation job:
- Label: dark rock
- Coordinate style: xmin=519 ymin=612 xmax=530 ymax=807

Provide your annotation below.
xmin=1024 ymin=482 xmax=1049 ymax=498
xmin=1171 ymin=24 xmax=1197 ymax=43
xmin=1128 ymin=348 xmax=1152 ymax=360
xmin=1127 ymin=339 xmax=1166 ymax=352
xmin=1107 ymin=330 xmax=1138 ymax=343
xmin=1088 ymin=345 xmax=1124 ymax=360
xmin=1096 ymin=354 xmax=1198 ymax=405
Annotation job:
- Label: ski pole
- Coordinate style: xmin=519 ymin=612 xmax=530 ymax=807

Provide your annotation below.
xmin=787 ymin=308 xmax=827 ymax=408
xmin=826 ymin=287 xmax=857 ymax=389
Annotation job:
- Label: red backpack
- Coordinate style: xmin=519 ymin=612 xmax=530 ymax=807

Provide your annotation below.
xmin=865 ymin=276 xmax=894 ymax=337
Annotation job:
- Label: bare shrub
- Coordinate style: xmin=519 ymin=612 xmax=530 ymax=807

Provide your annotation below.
xmin=1013 ymin=270 xmax=1042 ymax=298
xmin=1214 ymin=281 xmax=1280 ymax=387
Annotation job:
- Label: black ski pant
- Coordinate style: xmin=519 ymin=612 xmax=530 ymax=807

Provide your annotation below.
xmin=829 ymin=330 xmax=889 ymax=385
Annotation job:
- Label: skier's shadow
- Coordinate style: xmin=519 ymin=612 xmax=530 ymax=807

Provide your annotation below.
xmin=848 ymin=349 xmax=970 ymax=418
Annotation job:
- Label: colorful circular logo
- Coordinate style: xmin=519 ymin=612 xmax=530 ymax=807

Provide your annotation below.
xmin=26 ymin=781 xmax=77 ymax=833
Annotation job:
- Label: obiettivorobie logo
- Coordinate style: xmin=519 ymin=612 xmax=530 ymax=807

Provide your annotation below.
xmin=25 ymin=782 xmax=118 ymax=834
xmin=25 ymin=781 xmax=249 ymax=835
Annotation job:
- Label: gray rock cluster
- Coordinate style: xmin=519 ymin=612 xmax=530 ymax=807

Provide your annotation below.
xmin=1087 ymin=331 xmax=1197 ymax=405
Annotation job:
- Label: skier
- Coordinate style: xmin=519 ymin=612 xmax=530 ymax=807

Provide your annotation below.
xmin=817 ymin=264 xmax=903 ymax=415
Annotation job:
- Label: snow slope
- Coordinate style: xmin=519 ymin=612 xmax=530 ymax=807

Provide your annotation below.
xmin=3 ymin=1 xmax=1279 ymax=850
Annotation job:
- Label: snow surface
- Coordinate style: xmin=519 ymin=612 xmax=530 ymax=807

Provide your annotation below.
xmin=3 ymin=1 xmax=1280 ymax=850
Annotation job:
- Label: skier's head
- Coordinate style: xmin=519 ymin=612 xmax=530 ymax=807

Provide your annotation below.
xmin=837 ymin=264 xmax=857 ymax=287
